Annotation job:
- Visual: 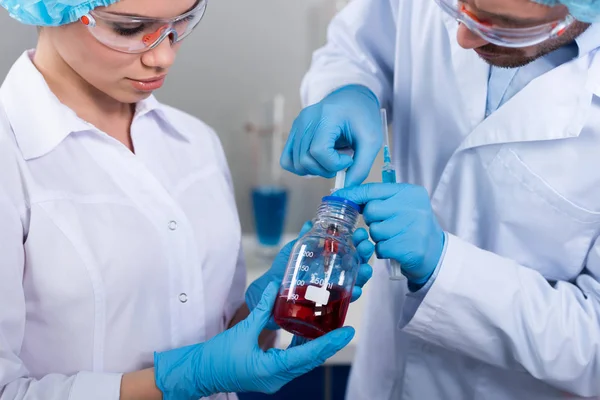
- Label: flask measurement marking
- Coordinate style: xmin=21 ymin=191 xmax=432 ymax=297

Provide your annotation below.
xmin=287 ymin=244 xmax=307 ymax=302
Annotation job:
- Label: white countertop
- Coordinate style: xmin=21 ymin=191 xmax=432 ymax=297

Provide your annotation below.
xmin=242 ymin=234 xmax=370 ymax=365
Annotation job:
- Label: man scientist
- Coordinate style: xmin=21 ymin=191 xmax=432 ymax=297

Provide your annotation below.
xmin=281 ymin=0 xmax=600 ymax=398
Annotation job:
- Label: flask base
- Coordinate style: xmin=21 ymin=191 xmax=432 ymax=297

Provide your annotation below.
xmin=273 ymin=286 xmax=352 ymax=339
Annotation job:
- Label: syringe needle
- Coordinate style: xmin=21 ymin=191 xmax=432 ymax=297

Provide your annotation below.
xmin=381 ymin=109 xmax=390 ymax=149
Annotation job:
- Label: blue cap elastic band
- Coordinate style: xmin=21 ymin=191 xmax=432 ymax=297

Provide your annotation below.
xmin=0 ymin=0 xmax=121 ymax=26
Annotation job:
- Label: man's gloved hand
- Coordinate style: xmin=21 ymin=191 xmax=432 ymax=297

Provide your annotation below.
xmin=334 ymin=183 xmax=445 ymax=286
xmin=154 ymin=283 xmax=355 ymax=400
xmin=280 ymin=84 xmax=382 ymax=187
xmin=246 ymin=221 xmax=375 ymax=329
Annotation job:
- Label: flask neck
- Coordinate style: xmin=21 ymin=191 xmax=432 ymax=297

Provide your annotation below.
xmin=315 ymin=201 xmax=359 ymax=233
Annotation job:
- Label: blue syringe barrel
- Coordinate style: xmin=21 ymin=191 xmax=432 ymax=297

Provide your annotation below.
xmin=380 ymin=110 xmax=404 ymax=281
xmin=382 ymin=165 xmax=396 ymax=184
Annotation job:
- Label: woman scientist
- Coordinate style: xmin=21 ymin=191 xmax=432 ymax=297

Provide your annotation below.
xmin=0 ymin=0 xmax=375 ymax=399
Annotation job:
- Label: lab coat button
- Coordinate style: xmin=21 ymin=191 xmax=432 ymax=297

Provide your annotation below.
xmin=179 ymin=293 xmax=188 ymax=303
xmin=168 ymin=220 xmax=178 ymax=231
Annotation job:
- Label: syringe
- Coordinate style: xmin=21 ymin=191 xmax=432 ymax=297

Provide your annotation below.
xmin=334 ymin=169 xmax=346 ymax=192
xmin=380 ymin=109 xmax=404 ymax=281
xmin=326 ymin=169 xmax=345 ymax=271
xmin=331 ymin=148 xmax=352 ymax=193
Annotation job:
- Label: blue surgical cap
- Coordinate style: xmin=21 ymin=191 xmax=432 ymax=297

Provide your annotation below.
xmin=532 ymin=0 xmax=600 ymax=22
xmin=0 ymin=0 xmax=121 ymax=26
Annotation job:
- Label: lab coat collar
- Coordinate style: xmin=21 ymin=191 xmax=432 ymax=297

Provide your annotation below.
xmin=132 ymin=94 xmax=190 ymax=141
xmin=439 ymin=13 xmax=599 ymax=151
xmin=439 ymin=12 xmax=490 ymax=135
xmin=0 ymin=50 xmax=90 ymax=160
xmin=0 ymin=50 xmax=172 ymax=161
xmin=457 ymin=56 xmax=595 ymax=151
xmin=147 ymin=101 xmax=194 ymax=144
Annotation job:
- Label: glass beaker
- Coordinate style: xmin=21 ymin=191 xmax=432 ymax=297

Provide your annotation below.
xmin=252 ymin=186 xmax=287 ymax=247
xmin=247 ymin=95 xmax=288 ymax=252
xmin=273 ymin=196 xmax=361 ymax=339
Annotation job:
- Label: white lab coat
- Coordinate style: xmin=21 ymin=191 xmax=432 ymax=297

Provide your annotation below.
xmin=0 ymin=51 xmax=245 ymax=400
xmin=302 ymin=0 xmax=600 ymax=399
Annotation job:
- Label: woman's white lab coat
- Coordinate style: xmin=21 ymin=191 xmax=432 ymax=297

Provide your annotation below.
xmin=0 ymin=51 xmax=245 ymax=400
xmin=302 ymin=0 xmax=600 ymax=398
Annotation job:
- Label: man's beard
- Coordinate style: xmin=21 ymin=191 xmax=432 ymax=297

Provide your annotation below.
xmin=475 ymin=21 xmax=590 ymax=69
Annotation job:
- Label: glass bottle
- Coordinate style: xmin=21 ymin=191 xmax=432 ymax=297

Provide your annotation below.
xmin=273 ymin=196 xmax=361 ymax=339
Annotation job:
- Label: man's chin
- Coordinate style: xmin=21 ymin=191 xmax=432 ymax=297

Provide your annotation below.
xmin=474 ymin=51 xmax=536 ymax=68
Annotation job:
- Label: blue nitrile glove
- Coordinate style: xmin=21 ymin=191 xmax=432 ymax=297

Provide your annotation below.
xmin=246 ymin=221 xmax=375 ymax=329
xmin=154 ymin=283 xmax=354 ymax=399
xmin=280 ymin=84 xmax=382 ymax=187
xmin=334 ymin=183 xmax=445 ymax=286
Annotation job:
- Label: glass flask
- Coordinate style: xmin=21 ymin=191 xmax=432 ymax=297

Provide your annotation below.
xmin=273 ymin=196 xmax=361 ymax=339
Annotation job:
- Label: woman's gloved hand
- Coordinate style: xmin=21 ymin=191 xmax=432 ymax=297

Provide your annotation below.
xmin=334 ymin=183 xmax=446 ymax=286
xmin=245 ymin=221 xmax=375 ymax=329
xmin=154 ymin=283 xmax=354 ymax=400
xmin=280 ymin=84 xmax=382 ymax=187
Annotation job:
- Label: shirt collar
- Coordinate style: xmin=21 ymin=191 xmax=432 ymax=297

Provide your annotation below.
xmin=132 ymin=95 xmax=192 ymax=143
xmin=0 ymin=50 xmax=180 ymax=160
xmin=575 ymin=23 xmax=600 ymax=58
xmin=0 ymin=50 xmax=88 ymax=160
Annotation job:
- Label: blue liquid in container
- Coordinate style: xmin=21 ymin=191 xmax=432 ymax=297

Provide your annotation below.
xmin=382 ymin=168 xmax=396 ymax=184
xmin=252 ymin=186 xmax=288 ymax=246
xmin=381 ymin=146 xmax=397 ymax=184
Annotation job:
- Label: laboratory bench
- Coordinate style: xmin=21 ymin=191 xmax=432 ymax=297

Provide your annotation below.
xmin=239 ymin=234 xmax=371 ymax=399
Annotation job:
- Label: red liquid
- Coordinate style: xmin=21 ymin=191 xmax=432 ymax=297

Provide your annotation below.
xmin=273 ymin=285 xmax=352 ymax=339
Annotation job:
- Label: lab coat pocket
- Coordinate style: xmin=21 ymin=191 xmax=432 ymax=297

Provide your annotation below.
xmin=485 ymin=146 xmax=599 ymax=281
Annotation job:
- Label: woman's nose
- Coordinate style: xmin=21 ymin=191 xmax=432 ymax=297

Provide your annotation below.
xmin=141 ymin=35 xmax=177 ymax=70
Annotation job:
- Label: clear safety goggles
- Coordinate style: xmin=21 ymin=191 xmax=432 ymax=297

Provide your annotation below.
xmin=80 ymin=0 xmax=207 ymax=54
xmin=434 ymin=0 xmax=575 ymax=48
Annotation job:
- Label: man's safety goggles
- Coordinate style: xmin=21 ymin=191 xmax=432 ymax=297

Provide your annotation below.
xmin=434 ymin=0 xmax=575 ymax=48
xmin=80 ymin=0 xmax=207 ymax=54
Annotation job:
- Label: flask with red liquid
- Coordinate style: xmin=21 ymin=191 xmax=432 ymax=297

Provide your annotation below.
xmin=273 ymin=196 xmax=361 ymax=339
